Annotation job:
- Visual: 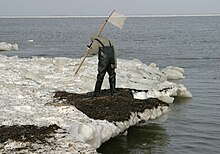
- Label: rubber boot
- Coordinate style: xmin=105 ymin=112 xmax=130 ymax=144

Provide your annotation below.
xmin=109 ymin=77 xmax=116 ymax=96
xmin=93 ymin=79 xmax=103 ymax=97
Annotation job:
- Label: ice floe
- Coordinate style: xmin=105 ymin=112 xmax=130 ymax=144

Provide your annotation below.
xmin=0 ymin=54 xmax=192 ymax=152
xmin=0 ymin=42 xmax=19 ymax=51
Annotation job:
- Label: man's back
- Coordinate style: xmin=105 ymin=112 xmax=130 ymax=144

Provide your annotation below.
xmin=89 ymin=36 xmax=112 ymax=55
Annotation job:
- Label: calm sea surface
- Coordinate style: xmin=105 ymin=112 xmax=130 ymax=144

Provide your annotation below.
xmin=0 ymin=16 xmax=220 ymax=154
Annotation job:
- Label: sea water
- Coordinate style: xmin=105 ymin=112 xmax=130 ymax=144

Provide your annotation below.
xmin=0 ymin=16 xmax=220 ymax=154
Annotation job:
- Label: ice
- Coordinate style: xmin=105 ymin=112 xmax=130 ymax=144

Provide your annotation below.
xmin=133 ymin=91 xmax=147 ymax=100
xmin=1 ymin=14 xmax=220 ymax=19
xmin=162 ymin=66 xmax=185 ymax=80
xmin=0 ymin=54 xmax=192 ymax=152
xmin=0 ymin=42 xmax=19 ymax=51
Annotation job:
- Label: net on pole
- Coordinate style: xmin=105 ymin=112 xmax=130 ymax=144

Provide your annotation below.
xmin=108 ymin=10 xmax=127 ymax=29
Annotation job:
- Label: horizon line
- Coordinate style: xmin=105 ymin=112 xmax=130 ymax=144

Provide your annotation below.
xmin=0 ymin=13 xmax=220 ymax=18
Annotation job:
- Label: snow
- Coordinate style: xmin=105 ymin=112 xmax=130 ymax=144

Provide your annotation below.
xmin=0 ymin=42 xmax=19 ymax=51
xmin=0 ymin=54 xmax=192 ymax=152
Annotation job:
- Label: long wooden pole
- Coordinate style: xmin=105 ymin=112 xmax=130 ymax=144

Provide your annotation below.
xmin=74 ymin=10 xmax=115 ymax=75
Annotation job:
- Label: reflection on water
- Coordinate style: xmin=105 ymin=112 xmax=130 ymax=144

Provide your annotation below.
xmin=97 ymin=123 xmax=169 ymax=154
xmin=173 ymin=97 xmax=193 ymax=104
xmin=98 ymin=97 xmax=193 ymax=154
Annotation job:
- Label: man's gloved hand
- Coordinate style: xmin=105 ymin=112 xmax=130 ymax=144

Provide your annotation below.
xmin=87 ymin=42 xmax=93 ymax=48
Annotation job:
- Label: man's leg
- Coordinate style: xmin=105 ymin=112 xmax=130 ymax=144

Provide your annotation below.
xmin=94 ymin=56 xmax=108 ymax=96
xmin=107 ymin=63 xmax=116 ymax=96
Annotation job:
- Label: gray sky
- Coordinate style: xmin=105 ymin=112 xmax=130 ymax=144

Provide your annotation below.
xmin=0 ymin=0 xmax=220 ymax=16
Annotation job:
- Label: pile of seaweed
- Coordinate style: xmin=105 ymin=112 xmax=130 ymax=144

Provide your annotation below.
xmin=0 ymin=124 xmax=61 ymax=153
xmin=53 ymin=88 xmax=169 ymax=122
xmin=0 ymin=124 xmax=60 ymax=144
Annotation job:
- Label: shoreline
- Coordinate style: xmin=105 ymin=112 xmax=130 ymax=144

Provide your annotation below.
xmin=0 ymin=13 xmax=220 ymax=19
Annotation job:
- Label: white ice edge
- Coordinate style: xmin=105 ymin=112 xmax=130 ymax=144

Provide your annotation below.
xmin=1 ymin=14 xmax=220 ymax=19
xmin=0 ymin=42 xmax=19 ymax=51
xmin=0 ymin=54 xmax=192 ymax=151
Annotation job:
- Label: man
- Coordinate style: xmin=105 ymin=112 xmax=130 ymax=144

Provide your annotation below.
xmin=88 ymin=35 xmax=117 ymax=96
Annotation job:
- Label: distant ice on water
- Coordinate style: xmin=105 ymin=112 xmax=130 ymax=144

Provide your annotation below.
xmin=0 ymin=42 xmax=19 ymax=51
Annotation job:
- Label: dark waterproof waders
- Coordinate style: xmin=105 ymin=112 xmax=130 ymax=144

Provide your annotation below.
xmin=93 ymin=39 xmax=116 ymax=96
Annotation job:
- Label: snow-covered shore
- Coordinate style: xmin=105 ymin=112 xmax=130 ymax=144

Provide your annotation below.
xmin=0 ymin=54 xmax=192 ymax=153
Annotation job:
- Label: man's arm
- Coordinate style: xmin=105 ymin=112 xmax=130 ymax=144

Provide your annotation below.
xmin=88 ymin=40 xmax=100 ymax=55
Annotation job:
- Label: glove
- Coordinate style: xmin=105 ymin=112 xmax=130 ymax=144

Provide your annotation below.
xmin=87 ymin=42 xmax=93 ymax=48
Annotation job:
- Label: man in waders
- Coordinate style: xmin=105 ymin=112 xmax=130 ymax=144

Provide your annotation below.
xmin=88 ymin=35 xmax=117 ymax=97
